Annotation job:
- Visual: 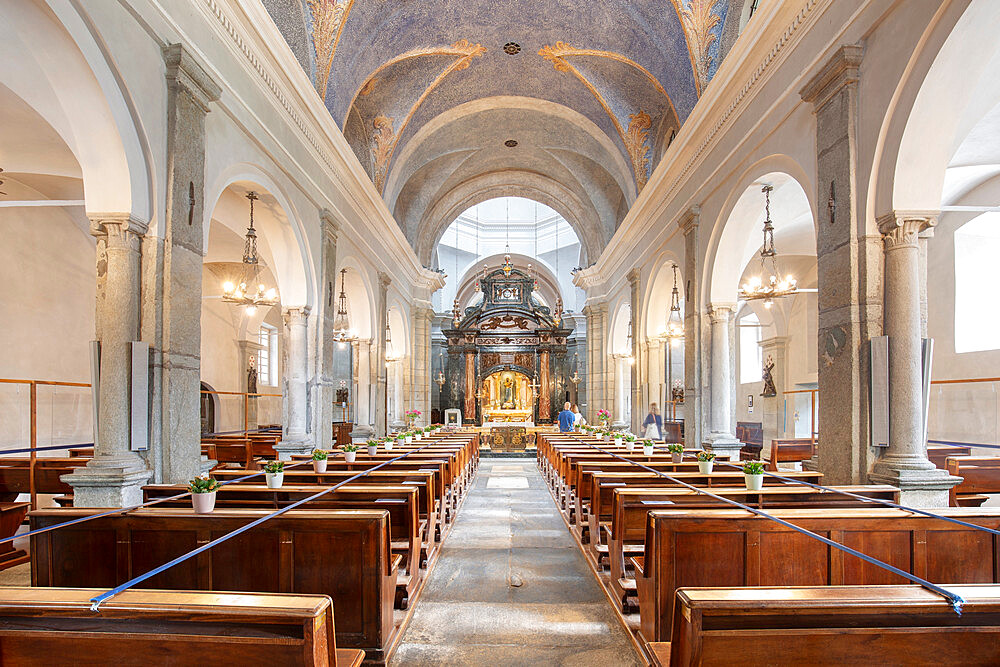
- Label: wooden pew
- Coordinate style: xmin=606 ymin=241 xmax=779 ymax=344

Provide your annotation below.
xmin=630 ymin=506 xmax=1000 ymax=643
xmin=766 ymin=438 xmax=815 ymax=470
xmin=604 ymin=485 xmax=900 ymax=611
xmin=30 ymin=508 xmax=401 ymax=663
xmin=142 ymin=483 xmax=424 ymax=608
xmin=0 ymin=457 xmax=85 ymax=497
xmin=946 ymin=455 xmax=1000 ymax=506
xmin=651 ymin=584 xmax=1000 ymax=666
xmin=0 ymin=587 xmax=363 ymax=666
xmin=928 ymin=442 xmax=973 ymax=468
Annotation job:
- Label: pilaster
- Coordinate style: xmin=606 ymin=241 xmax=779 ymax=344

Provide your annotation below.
xmin=276 ymin=305 xmax=312 ymax=459
xmin=313 ymin=209 xmax=341 ymax=447
xmin=704 ymin=303 xmax=741 ymax=458
xmin=680 ymin=207 xmax=703 ymax=450
xmin=758 ymin=336 xmax=789 ymax=452
xmin=627 ymin=268 xmax=641 ymax=433
xmin=375 ymin=272 xmax=390 ymax=436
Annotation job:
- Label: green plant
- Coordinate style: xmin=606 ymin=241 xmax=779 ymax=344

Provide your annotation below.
xmin=311 ymin=449 xmax=328 ymax=461
xmin=642 ymin=440 xmax=656 ymax=449
xmin=415 ymin=427 xmax=424 ymax=434
xmin=667 ymin=443 xmax=684 ymax=453
xmin=188 ymin=476 xmax=220 ymax=494
xmin=263 ymin=460 xmax=284 ymax=474
xmin=624 ymin=433 xmax=637 ymax=442
xmin=743 ymin=460 xmax=766 ymax=475
xmin=342 ymin=443 xmax=360 ymax=452
xmin=697 ymin=451 xmax=716 ymax=462
xmin=366 ymin=439 xmax=378 ymax=448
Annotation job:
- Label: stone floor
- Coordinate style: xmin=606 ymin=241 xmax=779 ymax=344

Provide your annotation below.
xmin=391 ymin=460 xmax=641 ymax=666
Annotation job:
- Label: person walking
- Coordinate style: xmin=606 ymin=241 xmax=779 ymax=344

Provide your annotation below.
xmin=558 ymin=402 xmax=576 ymax=433
xmin=572 ymin=404 xmax=586 ymax=430
xmin=642 ymin=403 xmax=663 ymax=440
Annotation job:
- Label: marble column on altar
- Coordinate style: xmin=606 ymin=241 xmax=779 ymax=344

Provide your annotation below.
xmin=539 ymin=349 xmax=551 ymax=421
xmin=463 ymin=350 xmax=476 ymax=424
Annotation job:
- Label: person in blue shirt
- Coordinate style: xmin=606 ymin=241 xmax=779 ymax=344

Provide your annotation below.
xmin=557 ymin=402 xmax=575 ymax=432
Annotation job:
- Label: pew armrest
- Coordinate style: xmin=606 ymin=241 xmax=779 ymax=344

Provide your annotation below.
xmin=648 ymin=642 xmax=671 ymax=667
xmin=389 ymin=553 xmax=403 ymax=576
xmin=337 ymin=649 xmax=366 ymax=667
xmin=630 ymin=556 xmax=645 ymax=579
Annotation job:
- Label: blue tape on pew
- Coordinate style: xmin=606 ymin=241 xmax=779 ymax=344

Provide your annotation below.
xmin=704 ymin=455 xmax=1000 ymax=537
xmin=88 ymin=444 xmax=434 ymax=611
xmin=928 ymin=439 xmax=1000 ymax=450
xmin=567 ymin=436 xmax=967 ymax=614
xmin=0 ymin=444 xmax=94 ymax=456
xmin=0 ymin=458 xmax=319 ymax=548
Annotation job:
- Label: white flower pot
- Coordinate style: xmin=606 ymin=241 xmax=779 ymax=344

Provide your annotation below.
xmin=387 ymin=440 xmax=396 ymax=450
xmin=671 ymin=452 xmax=683 ymax=464
xmin=345 ymin=451 xmax=357 ymax=463
xmin=367 ymin=446 xmax=378 ymax=456
xmin=745 ymin=473 xmax=764 ymax=491
xmin=625 ymin=441 xmax=635 ymax=452
xmin=602 ymin=433 xmax=609 ymax=442
xmin=643 ymin=446 xmax=655 ymax=456
xmin=698 ymin=460 xmax=714 ymax=474
xmin=313 ymin=459 xmax=328 ymax=473
xmin=265 ymin=472 xmax=284 ymax=489
xmin=192 ymin=491 xmax=216 ymax=514
xmin=405 ymin=436 xmax=413 ymax=445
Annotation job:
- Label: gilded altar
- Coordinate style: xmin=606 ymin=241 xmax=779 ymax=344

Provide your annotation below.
xmin=480 ymin=369 xmax=533 ymax=423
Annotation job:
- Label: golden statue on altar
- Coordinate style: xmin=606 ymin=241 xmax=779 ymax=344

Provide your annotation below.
xmin=481 ymin=370 xmax=533 ymax=423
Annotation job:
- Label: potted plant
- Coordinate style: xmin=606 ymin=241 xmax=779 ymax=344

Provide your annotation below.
xmin=601 ymin=428 xmax=610 ymax=442
xmin=743 ymin=460 xmax=766 ymax=491
xmin=597 ymin=408 xmax=611 ymax=426
xmin=624 ymin=433 xmax=637 ymax=452
xmin=642 ymin=440 xmax=655 ymax=456
xmin=414 ymin=427 xmax=424 ymax=441
xmin=342 ymin=443 xmax=359 ymax=463
xmin=311 ymin=448 xmax=328 ymax=473
xmin=188 ymin=475 xmax=219 ymax=514
xmin=697 ymin=450 xmax=716 ymax=474
xmin=387 ymin=435 xmax=397 ymax=451
xmin=667 ymin=443 xmax=684 ymax=463
xmin=264 ymin=460 xmax=284 ymax=488
xmin=366 ymin=439 xmax=379 ymax=456
xmin=614 ymin=432 xmax=624 ymax=448
xmin=405 ymin=409 xmax=421 ymax=429
xmin=405 ymin=431 xmax=413 ymax=445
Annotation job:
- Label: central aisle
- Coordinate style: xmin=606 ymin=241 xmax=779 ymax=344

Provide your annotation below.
xmin=392 ymin=459 xmax=641 ymax=665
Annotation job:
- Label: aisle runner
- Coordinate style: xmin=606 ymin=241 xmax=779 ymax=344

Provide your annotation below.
xmin=391 ymin=460 xmax=640 ymax=665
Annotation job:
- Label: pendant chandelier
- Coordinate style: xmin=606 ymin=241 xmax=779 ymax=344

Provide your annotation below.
xmin=331 ymin=268 xmax=356 ymax=343
xmin=501 ymin=198 xmax=514 ymax=276
xmin=664 ymin=263 xmax=684 ymax=342
xmin=739 ymin=185 xmax=797 ymax=308
xmin=385 ymin=317 xmax=402 ymax=364
xmin=615 ymin=319 xmax=635 ymax=364
xmin=434 ymin=352 xmax=446 ymax=388
xmin=222 ymin=191 xmax=279 ymax=315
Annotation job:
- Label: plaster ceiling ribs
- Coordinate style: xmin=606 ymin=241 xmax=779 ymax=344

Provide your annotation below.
xmin=670 ymin=0 xmax=727 ymax=96
xmin=539 ymin=43 xmax=680 ymax=194
xmin=343 ymin=40 xmax=487 ymax=193
xmin=307 ymin=0 xmax=354 ymax=99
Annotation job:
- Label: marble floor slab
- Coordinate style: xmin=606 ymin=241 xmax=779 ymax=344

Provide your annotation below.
xmin=391 ymin=460 xmax=641 ymax=666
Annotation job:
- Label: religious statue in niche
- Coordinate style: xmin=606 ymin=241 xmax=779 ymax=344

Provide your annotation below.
xmin=247 ymin=355 xmax=258 ymax=394
xmin=501 ymin=377 xmax=516 ymax=409
xmin=761 ymin=356 xmax=777 ymax=397
xmin=671 ymin=379 xmax=685 ymax=404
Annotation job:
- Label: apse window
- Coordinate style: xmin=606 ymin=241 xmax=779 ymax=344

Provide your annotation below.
xmin=739 ymin=313 xmax=762 ymax=384
xmin=258 ymin=324 xmax=277 ymax=386
xmin=955 ymin=212 xmax=1000 ymax=352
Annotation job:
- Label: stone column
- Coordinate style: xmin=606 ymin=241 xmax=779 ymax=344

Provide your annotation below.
xmin=350 ymin=339 xmax=374 ymax=439
xmin=704 ymin=304 xmax=742 ymax=458
xmin=800 ymin=46 xmax=880 ymax=483
xmin=411 ymin=303 xmax=434 ymax=426
xmin=314 ymin=209 xmax=340 ymax=448
xmin=627 ymin=269 xmax=641 ymax=433
xmin=869 ymin=214 xmax=959 ymax=506
xmin=463 ymin=350 xmax=476 ymax=423
xmin=539 ymin=349 xmax=551 ymax=421
xmin=275 ymin=306 xmax=311 ymax=459
xmin=582 ymin=301 xmax=607 ymax=418
xmin=374 ymin=272 xmax=390 ymax=436
xmin=680 ymin=208 xmax=703 ymax=451
xmin=759 ymin=336 xmax=789 ymax=452
xmin=142 ymin=44 xmax=221 ymax=484
xmin=64 ymin=216 xmax=152 ymax=506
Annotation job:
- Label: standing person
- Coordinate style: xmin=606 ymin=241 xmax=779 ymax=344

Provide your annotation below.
xmin=572 ymin=404 xmax=586 ymax=430
xmin=642 ymin=403 xmax=663 ymax=441
xmin=557 ymin=402 xmax=575 ymax=433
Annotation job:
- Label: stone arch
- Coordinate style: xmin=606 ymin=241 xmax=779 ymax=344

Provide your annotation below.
xmin=415 ymin=173 xmax=603 ymax=268
xmin=335 ymin=256 xmax=376 ymax=341
xmin=0 ymin=0 xmax=154 ymax=222
xmin=641 ymin=251 xmax=684 ymax=343
xmin=452 ymin=253 xmax=565 ymax=312
xmin=205 ymin=164 xmax=315 ymax=308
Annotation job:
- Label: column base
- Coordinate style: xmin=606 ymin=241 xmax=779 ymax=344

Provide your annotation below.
xmin=350 ymin=424 xmax=374 ymax=441
xmin=274 ymin=438 xmax=313 ymax=461
xmin=703 ymin=434 xmax=743 ymax=461
xmin=389 ymin=419 xmax=406 ymax=432
xmin=869 ymin=459 xmax=962 ymax=508
xmin=200 ymin=455 xmax=217 ymax=475
xmin=62 ymin=463 xmax=152 ymax=508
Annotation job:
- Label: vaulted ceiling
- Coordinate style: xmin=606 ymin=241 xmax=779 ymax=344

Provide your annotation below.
xmin=264 ymin=0 xmax=746 ymax=263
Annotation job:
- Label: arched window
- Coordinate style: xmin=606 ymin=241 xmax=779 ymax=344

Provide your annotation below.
xmin=954 ymin=212 xmax=1000 ymax=353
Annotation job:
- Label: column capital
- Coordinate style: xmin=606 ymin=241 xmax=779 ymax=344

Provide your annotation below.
xmin=877 ymin=211 xmax=937 ymax=250
xmin=708 ymin=303 xmax=736 ymax=322
xmin=283 ymin=305 xmax=312 ymax=324
xmin=163 ymin=43 xmax=222 ymax=112
xmin=800 ymin=44 xmax=863 ymax=109
xmin=758 ymin=336 xmax=789 ymax=351
xmin=320 ymin=208 xmax=340 ymax=244
xmin=679 ymin=206 xmax=700 ymax=235
xmin=626 ymin=267 xmax=641 ymax=286
xmin=378 ymin=271 xmax=391 ymax=290
xmin=89 ymin=213 xmax=148 ymax=245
